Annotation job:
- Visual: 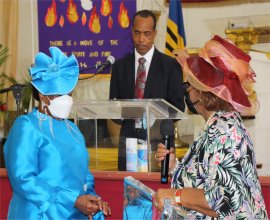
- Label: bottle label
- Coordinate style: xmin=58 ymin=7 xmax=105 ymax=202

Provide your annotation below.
xmin=126 ymin=138 xmax=138 ymax=171
xmin=137 ymin=144 xmax=148 ymax=172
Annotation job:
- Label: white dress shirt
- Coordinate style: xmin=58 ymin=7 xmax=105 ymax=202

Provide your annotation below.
xmin=134 ymin=45 xmax=155 ymax=81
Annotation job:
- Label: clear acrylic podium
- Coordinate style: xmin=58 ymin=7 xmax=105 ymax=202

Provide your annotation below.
xmin=71 ymin=99 xmax=187 ymax=172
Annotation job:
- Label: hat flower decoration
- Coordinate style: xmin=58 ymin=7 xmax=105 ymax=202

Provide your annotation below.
xmin=29 ymin=46 xmax=79 ymax=95
xmin=173 ymin=35 xmax=259 ymax=116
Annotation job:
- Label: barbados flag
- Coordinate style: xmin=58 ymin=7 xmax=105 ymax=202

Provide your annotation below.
xmin=165 ymin=0 xmax=186 ymax=57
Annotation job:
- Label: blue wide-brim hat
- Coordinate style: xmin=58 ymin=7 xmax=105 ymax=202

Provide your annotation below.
xmin=29 ymin=47 xmax=79 ymax=95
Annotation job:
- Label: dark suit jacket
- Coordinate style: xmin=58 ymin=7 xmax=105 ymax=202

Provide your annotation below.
xmin=110 ymin=48 xmax=185 ymax=110
xmin=109 ymin=48 xmax=185 ymax=170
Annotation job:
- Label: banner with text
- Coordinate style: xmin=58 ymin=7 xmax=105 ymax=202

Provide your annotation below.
xmin=38 ymin=0 xmax=136 ymax=75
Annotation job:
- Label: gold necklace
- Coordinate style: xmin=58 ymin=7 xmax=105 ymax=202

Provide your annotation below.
xmin=204 ymin=111 xmax=216 ymax=130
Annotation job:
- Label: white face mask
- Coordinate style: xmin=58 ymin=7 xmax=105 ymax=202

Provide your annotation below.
xmin=46 ymin=95 xmax=73 ymax=119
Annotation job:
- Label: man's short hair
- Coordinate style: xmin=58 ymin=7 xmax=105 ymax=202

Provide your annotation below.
xmin=132 ymin=10 xmax=157 ymax=30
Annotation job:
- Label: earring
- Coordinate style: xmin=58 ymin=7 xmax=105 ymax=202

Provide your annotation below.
xmin=199 ymin=91 xmax=202 ymax=102
xmin=44 ymin=106 xmax=48 ymax=115
xmin=41 ymin=98 xmax=49 ymax=115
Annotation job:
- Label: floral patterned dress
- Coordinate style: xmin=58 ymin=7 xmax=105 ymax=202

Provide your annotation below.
xmin=172 ymin=111 xmax=268 ymax=219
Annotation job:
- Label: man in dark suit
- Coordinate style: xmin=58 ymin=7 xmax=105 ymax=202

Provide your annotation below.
xmin=109 ymin=10 xmax=185 ymax=171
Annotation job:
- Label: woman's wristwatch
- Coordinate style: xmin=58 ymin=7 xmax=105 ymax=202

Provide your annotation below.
xmin=174 ymin=189 xmax=181 ymax=205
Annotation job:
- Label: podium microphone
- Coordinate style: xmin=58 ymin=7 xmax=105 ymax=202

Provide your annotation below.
xmin=96 ymin=55 xmax=115 ymax=73
xmin=79 ymin=55 xmax=115 ymax=80
xmin=160 ymin=119 xmax=174 ymax=184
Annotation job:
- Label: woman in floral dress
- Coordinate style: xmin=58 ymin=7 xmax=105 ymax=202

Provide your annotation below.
xmin=154 ymin=35 xmax=268 ymax=219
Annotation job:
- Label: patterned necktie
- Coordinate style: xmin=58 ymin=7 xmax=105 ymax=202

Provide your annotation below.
xmin=135 ymin=57 xmax=146 ymax=99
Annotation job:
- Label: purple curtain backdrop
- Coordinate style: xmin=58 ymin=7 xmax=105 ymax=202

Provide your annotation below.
xmin=38 ymin=0 xmax=136 ymax=75
xmin=182 ymin=0 xmax=225 ymax=2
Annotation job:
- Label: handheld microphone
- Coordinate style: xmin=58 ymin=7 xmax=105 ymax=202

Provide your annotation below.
xmin=96 ymin=55 xmax=115 ymax=73
xmin=160 ymin=119 xmax=174 ymax=184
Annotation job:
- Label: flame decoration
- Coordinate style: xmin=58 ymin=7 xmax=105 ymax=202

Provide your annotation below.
xmin=66 ymin=0 xmax=79 ymax=24
xmin=44 ymin=0 xmax=131 ymax=31
xmin=45 ymin=0 xmax=57 ymax=27
xmin=100 ymin=0 xmax=112 ymax=16
xmin=88 ymin=6 xmax=101 ymax=33
xmin=59 ymin=15 xmax=65 ymax=27
xmin=81 ymin=12 xmax=87 ymax=26
xmin=118 ymin=2 xmax=129 ymax=28
xmin=108 ymin=15 xmax=113 ymax=29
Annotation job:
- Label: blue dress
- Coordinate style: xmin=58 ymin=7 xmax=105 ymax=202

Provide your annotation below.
xmin=4 ymin=108 xmax=104 ymax=220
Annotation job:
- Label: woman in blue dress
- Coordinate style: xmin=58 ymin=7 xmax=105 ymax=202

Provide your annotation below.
xmin=154 ymin=35 xmax=268 ymax=219
xmin=4 ymin=47 xmax=111 ymax=220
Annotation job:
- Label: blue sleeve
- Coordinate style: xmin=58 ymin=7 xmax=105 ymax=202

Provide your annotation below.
xmin=86 ymin=171 xmax=96 ymax=195
xmin=86 ymin=170 xmax=105 ymax=220
xmin=4 ymin=116 xmax=57 ymax=213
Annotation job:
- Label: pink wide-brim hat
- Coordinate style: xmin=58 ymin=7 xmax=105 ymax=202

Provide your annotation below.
xmin=173 ymin=35 xmax=259 ymax=116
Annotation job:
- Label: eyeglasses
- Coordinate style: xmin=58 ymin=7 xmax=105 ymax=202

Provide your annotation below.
xmin=183 ymin=82 xmax=194 ymax=93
